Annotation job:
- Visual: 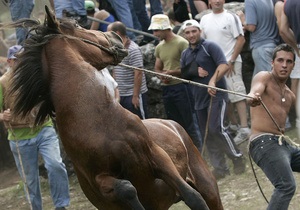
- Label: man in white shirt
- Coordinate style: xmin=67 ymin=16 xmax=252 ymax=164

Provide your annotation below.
xmin=199 ymin=0 xmax=250 ymax=145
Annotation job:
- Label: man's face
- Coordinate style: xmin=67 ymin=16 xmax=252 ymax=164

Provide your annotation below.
xmin=183 ymin=27 xmax=201 ymax=46
xmin=209 ymin=0 xmax=224 ymax=13
xmin=272 ymin=50 xmax=295 ymax=79
xmin=152 ymin=30 xmax=166 ymax=41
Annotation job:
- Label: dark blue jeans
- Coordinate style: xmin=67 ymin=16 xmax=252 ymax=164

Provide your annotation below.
xmin=9 ymin=0 xmax=34 ymax=44
xmin=162 ymin=83 xmax=202 ymax=151
xmin=108 ymin=0 xmax=136 ymax=40
xmin=249 ymin=134 xmax=300 ymax=210
xmin=132 ymin=0 xmax=163 ymax=42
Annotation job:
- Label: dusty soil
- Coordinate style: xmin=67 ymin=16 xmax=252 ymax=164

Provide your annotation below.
xmin=0 ymin=129 xmax=299 ymax=210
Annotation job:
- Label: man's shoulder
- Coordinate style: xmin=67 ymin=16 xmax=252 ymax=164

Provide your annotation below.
xmin=181 ymin=47 xmax=192 ymax=58
xmin=256 ymin=71 xmax=271 ymax=77
xmin=175 ymin=36 xmax=189 ymax=49
xmin=201 ymin=11 xmax=213 ymax=20
xmin=253 ymin=71 xmax=272 ymax=83
xmin=201 ymin=39 xmax=217 ymax=48
xmin=174 ymin=35 xmax=188 ymax=43
xmin=128 ymin=40 xmax=140 ymax=50
xmin=156 ymin=40 xmax=165 ymax=48
xmin=128 ymin=41 xmax=142 ymax=55
xmin=224 ymin=10 xmax=239 ymax=19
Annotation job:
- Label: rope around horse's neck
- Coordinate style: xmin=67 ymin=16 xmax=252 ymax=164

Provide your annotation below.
xmin=119 ymin=63 xmax=254 ymax=100
xmin=43 ymin=33 xmax=120 ymax=63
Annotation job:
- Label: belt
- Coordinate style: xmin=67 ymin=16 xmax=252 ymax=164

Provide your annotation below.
xmin=250 ymin=133 xmax=275 ymax=142
xmin=250 ymin=133 xmax=300 ymax=147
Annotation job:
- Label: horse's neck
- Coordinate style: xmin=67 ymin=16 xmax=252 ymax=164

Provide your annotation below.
xmin=46 ymin=47 xmax=125 ymax=123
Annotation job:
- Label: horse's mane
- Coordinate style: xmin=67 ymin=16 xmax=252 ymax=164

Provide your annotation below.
xmin=7 ymin=18 xmax=76 ymax=125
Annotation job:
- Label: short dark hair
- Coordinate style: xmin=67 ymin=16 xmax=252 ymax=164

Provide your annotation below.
xmin=272 ymin=43 xmax=296 ymax=61
xmin=109 ymin=21 xmax=127 ymax=36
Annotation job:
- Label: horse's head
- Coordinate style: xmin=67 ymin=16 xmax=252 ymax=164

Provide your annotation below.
xmin=44 ymin=5 xmax=128 ymax=69
xmin=6 ymin=6 xmax=128 ymax=125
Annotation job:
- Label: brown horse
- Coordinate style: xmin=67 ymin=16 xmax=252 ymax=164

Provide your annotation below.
xmin=7 ymin=6 xmax=223 ymax=210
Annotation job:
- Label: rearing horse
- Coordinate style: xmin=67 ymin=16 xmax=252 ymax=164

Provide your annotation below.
xmin=7 ymin=6 xmax=223 ymax=210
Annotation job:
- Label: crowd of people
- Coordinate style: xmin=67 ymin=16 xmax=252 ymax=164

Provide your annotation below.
xmin=2 ymin=0 xmax=300 ymax=210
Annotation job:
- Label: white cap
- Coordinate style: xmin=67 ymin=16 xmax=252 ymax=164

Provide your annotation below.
xmin=181 ymin=19 xmax=201 ymax=31
xmin=148 ymin=14 xmax=172 ymax=30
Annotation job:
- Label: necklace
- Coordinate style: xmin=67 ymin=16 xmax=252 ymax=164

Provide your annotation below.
xmin=271 ymin=73 xmax=286 ymax=103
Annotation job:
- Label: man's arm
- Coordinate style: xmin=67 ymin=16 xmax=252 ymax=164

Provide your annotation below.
xmin=228 ymin=35 xmax=245 ymax=76
xmin=0 ymin=109 xmax=11 ymax=122
xmin=132 ymin=69 xmax=142 ymax=109
xmin=231 ymin=35 xmax=245 ymax=62
xmin=247 ymin=72 xmax=267 ymax=107
xmin=236 ymin=11 xmax=256 ymax=32
xmin=274 ymin=1 xmax=284 ymax=29
xmin=193 ymin=0 xmax=208 ymax=14
xmin=243 ymin=24 xmax=256 ymax=32
xmin=154 ymin=57 xmax=171 ymax=83
xmin=279 ymin=10 xmax=300 ymax=56
xmin=208 ymin=63 xmax=228 ymax=96
xmin=154 ymin=57 xmax=164 ymax=73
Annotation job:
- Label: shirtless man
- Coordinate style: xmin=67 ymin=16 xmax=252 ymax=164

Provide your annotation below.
xmin=247 ymin=43 xmax=300 ymax=210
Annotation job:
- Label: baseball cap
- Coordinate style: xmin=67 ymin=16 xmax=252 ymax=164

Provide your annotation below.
xmin=85 ymin=0 xmax=95 ymax=10
xmin=7 ymin=45 xmax=23 ymax=59
xmin=181 ymin=19 xmax=201 ymax=31
xmin=148 ymin=14 xmax=172 ymax=31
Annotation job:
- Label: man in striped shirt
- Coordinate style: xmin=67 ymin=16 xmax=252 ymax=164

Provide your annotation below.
xmin=108 ymin=21 xmax=148 ymax=119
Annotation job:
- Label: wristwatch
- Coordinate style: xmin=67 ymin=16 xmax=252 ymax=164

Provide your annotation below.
xmin=229 ymin=60 xmax=235 ymax=64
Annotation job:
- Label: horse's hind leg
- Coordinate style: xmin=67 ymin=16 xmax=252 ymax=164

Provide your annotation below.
xmin=151 ymin=145 xmax=209 ymax=210
xmin=180 ymin=132 xmax=223 ymax=209
xmin=95 ymin=175 xmax=145 ymax=210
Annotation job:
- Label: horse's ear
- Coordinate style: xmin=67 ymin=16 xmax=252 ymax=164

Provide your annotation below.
xmin=44 ymin=5 xmax=60 ymax=31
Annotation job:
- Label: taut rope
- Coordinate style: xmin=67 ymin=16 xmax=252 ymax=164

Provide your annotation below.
xmin=119 ymin=63 xmax=254 ymax=100
xmin=119 ymin=63 xmax=299 ymax=148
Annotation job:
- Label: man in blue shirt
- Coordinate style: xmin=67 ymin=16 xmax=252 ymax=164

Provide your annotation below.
xmin=180 ymin=20 xmax=245 ymax=179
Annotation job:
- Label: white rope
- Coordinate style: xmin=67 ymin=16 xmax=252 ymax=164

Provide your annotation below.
xmin=118 ymin=63 xmax=254 ymax=100
xmin=278 ymin=134 xmax=300 ymax=147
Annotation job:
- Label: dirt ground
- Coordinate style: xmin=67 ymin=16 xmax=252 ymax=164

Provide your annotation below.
xmin=0 ymin=129 xmax=300 ymax=210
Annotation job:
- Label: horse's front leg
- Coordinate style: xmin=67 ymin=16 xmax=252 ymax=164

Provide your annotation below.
xmin=151 ymin=145 xmax=209 ymax=210
xmin=95 ymin=175 xmax=145 ymax=210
